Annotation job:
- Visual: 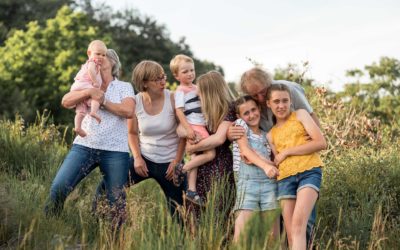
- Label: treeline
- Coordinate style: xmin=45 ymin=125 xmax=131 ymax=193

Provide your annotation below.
xmin=0 ymin=0 xmax=222 ymax=124
xmin=1 ymin=0 xmax=399 ymax=128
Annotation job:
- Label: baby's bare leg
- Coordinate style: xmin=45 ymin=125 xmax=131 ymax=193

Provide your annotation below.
xmin=90 ymin=99 xmax=101 ymax=123
xmin=74 ymin=112 xmax=87 ymax=137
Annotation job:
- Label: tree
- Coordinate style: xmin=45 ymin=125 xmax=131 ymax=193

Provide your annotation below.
xmin=339 ymin=57 xmax=400 ymax=124
xmin=76 ymin=1 xmax=224 ymax=83
xmin=0 ymin=6 xmax=102 ymax=124
xmin=0 ymin=0 xmax=74 ymax=44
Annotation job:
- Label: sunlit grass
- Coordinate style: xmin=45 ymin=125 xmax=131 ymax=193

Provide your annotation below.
xmin=1 ymin=95 xmax=400 ymax=249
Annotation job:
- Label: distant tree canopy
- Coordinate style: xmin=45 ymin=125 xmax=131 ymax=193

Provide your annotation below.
xmin=0 ymin=6 xmax=100 ymax=124
xmin=0 ymin=0 xmax=74 ymax=45
xmin=0 ymin=1 xmax=223 ymax=124
xmin=339 ymin=57 xmax=400 ymax=124
xmin=76 ymin=0 xmax=223 ymax=82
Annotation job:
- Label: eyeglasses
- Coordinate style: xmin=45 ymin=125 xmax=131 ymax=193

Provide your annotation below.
xmin=147 ymin=74 xmax=167 ymax=84
xmin=250 ymin=87 xmax=268 ymax=99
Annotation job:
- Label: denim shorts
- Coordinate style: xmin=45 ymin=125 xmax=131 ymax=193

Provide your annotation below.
xmin=234 ymin=175 xmax=278 ymax=212
xmin=277 ymin=167 xmax=322 ymax=200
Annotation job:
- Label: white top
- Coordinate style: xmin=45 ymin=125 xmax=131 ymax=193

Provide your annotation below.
xmin=175 ymin=85 xmax=205 ymax=125
xmin=136 ymin=89 xmax=180 ymax=163
xmin=232 ymin=118 xmax=271 ymax=172
xmin=74 ymin=79 xmax=135 ymax=152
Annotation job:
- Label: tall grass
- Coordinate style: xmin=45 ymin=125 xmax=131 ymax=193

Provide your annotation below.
xmin=1 ymin=89 xmax=400 ymax=249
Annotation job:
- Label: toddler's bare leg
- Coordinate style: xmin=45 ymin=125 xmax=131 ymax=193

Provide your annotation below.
xmin=74 ymin=112 xmax=87 ymax=137
xmin=90 ymin=99 xmax=101 ymax=123
xmin=183 ymin=149 xmax=216 ymax=172
xmin=187 ymin=167 xmax=198 ymax=192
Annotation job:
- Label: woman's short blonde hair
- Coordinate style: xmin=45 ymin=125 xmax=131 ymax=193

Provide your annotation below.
xmin=197 ymin=71 xmax=233 ymax=133
xmin=132 ymin=60 xmax=164 ymax=92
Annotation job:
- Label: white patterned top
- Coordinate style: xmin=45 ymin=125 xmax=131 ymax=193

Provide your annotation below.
xmin=73 ymin=79 xmax=135 ymax=152
xmin=232 ymin=118 xmax=271 ymax=172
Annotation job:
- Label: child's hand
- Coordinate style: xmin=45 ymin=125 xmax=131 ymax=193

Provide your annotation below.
xmin=274 ymin=150 xmax=288 ymax=166
xmin=264 ymin=164 xmax=279 ymax=179
xmin=186 ymin=127 xmax=196 ymax=140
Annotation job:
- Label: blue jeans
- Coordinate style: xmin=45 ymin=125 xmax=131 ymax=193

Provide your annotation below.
xmin=94 ymin=156 xmax=185 ymax=220
xmin=44 ymin=144 xmax=130 ymax=222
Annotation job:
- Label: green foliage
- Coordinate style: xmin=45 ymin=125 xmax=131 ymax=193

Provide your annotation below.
xmin=0 ymin=111 xmax=68 ymax=179
xmin=1 ymin=88 xmax=400 ymax=248
xmin=77 ymin=1 xmax=224 ymax=82
xmin=339 ymin=57 xmax=400 ymax=124
xmin=0 ymin=6 xmax=103 ymax=124
xmin=273 ymin=61 xmax=314 ymax=88
xmin=316 ymin=144 xmax=400 ymax=249
xmin=0 ymin=0 xmax=74 ymax=44
xmin=0 ymin=1 xmax=224 ymax=124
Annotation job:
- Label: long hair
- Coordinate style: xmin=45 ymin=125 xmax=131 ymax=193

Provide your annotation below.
xmin=266 ymin=83 xmax=291 ymax=101
xmin=197 ymin=71 xmax=233 ymax=133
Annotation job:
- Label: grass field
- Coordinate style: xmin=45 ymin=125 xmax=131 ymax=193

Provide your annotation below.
xmin=1 ymin=91 xmax=399 ymax=249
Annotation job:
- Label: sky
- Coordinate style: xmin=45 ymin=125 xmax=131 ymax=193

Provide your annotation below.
xmin=100 ymin=0 xmax=400 ymax=91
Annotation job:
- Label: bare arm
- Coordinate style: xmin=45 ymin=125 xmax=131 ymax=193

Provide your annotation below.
xmin=310 ymin=112 xmax=321 ymax=128
xmin=176 ymin=108 xmax=195 ymax=140
xmin=88 ymin=61 xmax=101 ymax=87
xmin=61 ymin=88 xmax=104 ymax=109
xmin=274 ymin=109 xmax=327 ymax=165
xmin=186 ymin=120 xmax=231 ymax=154
xmin=166 ymin=138 xmax=186 ymax=180
xmin=127 ymin=114 xmax=148 ymax=177
xmin=103 ymin=97 xmax=135 ymax=118
xmin=237 ymin=134 xmax=278 ymax=178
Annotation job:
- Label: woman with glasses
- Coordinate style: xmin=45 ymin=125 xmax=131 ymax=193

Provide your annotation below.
xmin=127 ymin=60 xmax=185 ymax=218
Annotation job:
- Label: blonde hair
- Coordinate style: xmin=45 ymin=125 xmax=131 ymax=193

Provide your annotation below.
xmin=132 ymin=60 xmax=164 ymax=92
xmin=170 ymin=54 xmax=194 ymax=76
xmin=240 ymin=67 xmax=273 ymax=94
xmin=88 ymin=40 xmax=107 ymax=51
xmin=197 ymin=71 xmax=233 ymax=133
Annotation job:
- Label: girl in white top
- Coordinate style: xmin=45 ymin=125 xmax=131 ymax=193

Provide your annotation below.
xmin=128 ymin=60 xmax=186 ymax=217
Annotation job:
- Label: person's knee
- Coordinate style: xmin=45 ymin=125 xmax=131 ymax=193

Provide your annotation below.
xmin=291 ymin=216 xmax=307 ymax=236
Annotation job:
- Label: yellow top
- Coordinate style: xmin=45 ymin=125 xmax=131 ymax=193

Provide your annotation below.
xmin=270 ymin=112 xmax=323 ymax=181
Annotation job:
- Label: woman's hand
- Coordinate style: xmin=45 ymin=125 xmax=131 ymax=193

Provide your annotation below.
xmin=134 ymin=156 xmax=148 ymax=177
xmin=227 ymin=123 xmax=246 ymax=141
xmin=166 ymin=159 xmax=178 ymax=181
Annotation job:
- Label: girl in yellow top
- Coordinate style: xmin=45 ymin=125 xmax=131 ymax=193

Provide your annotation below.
xmin=266 ymin=84 xmax=327 ymax=250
